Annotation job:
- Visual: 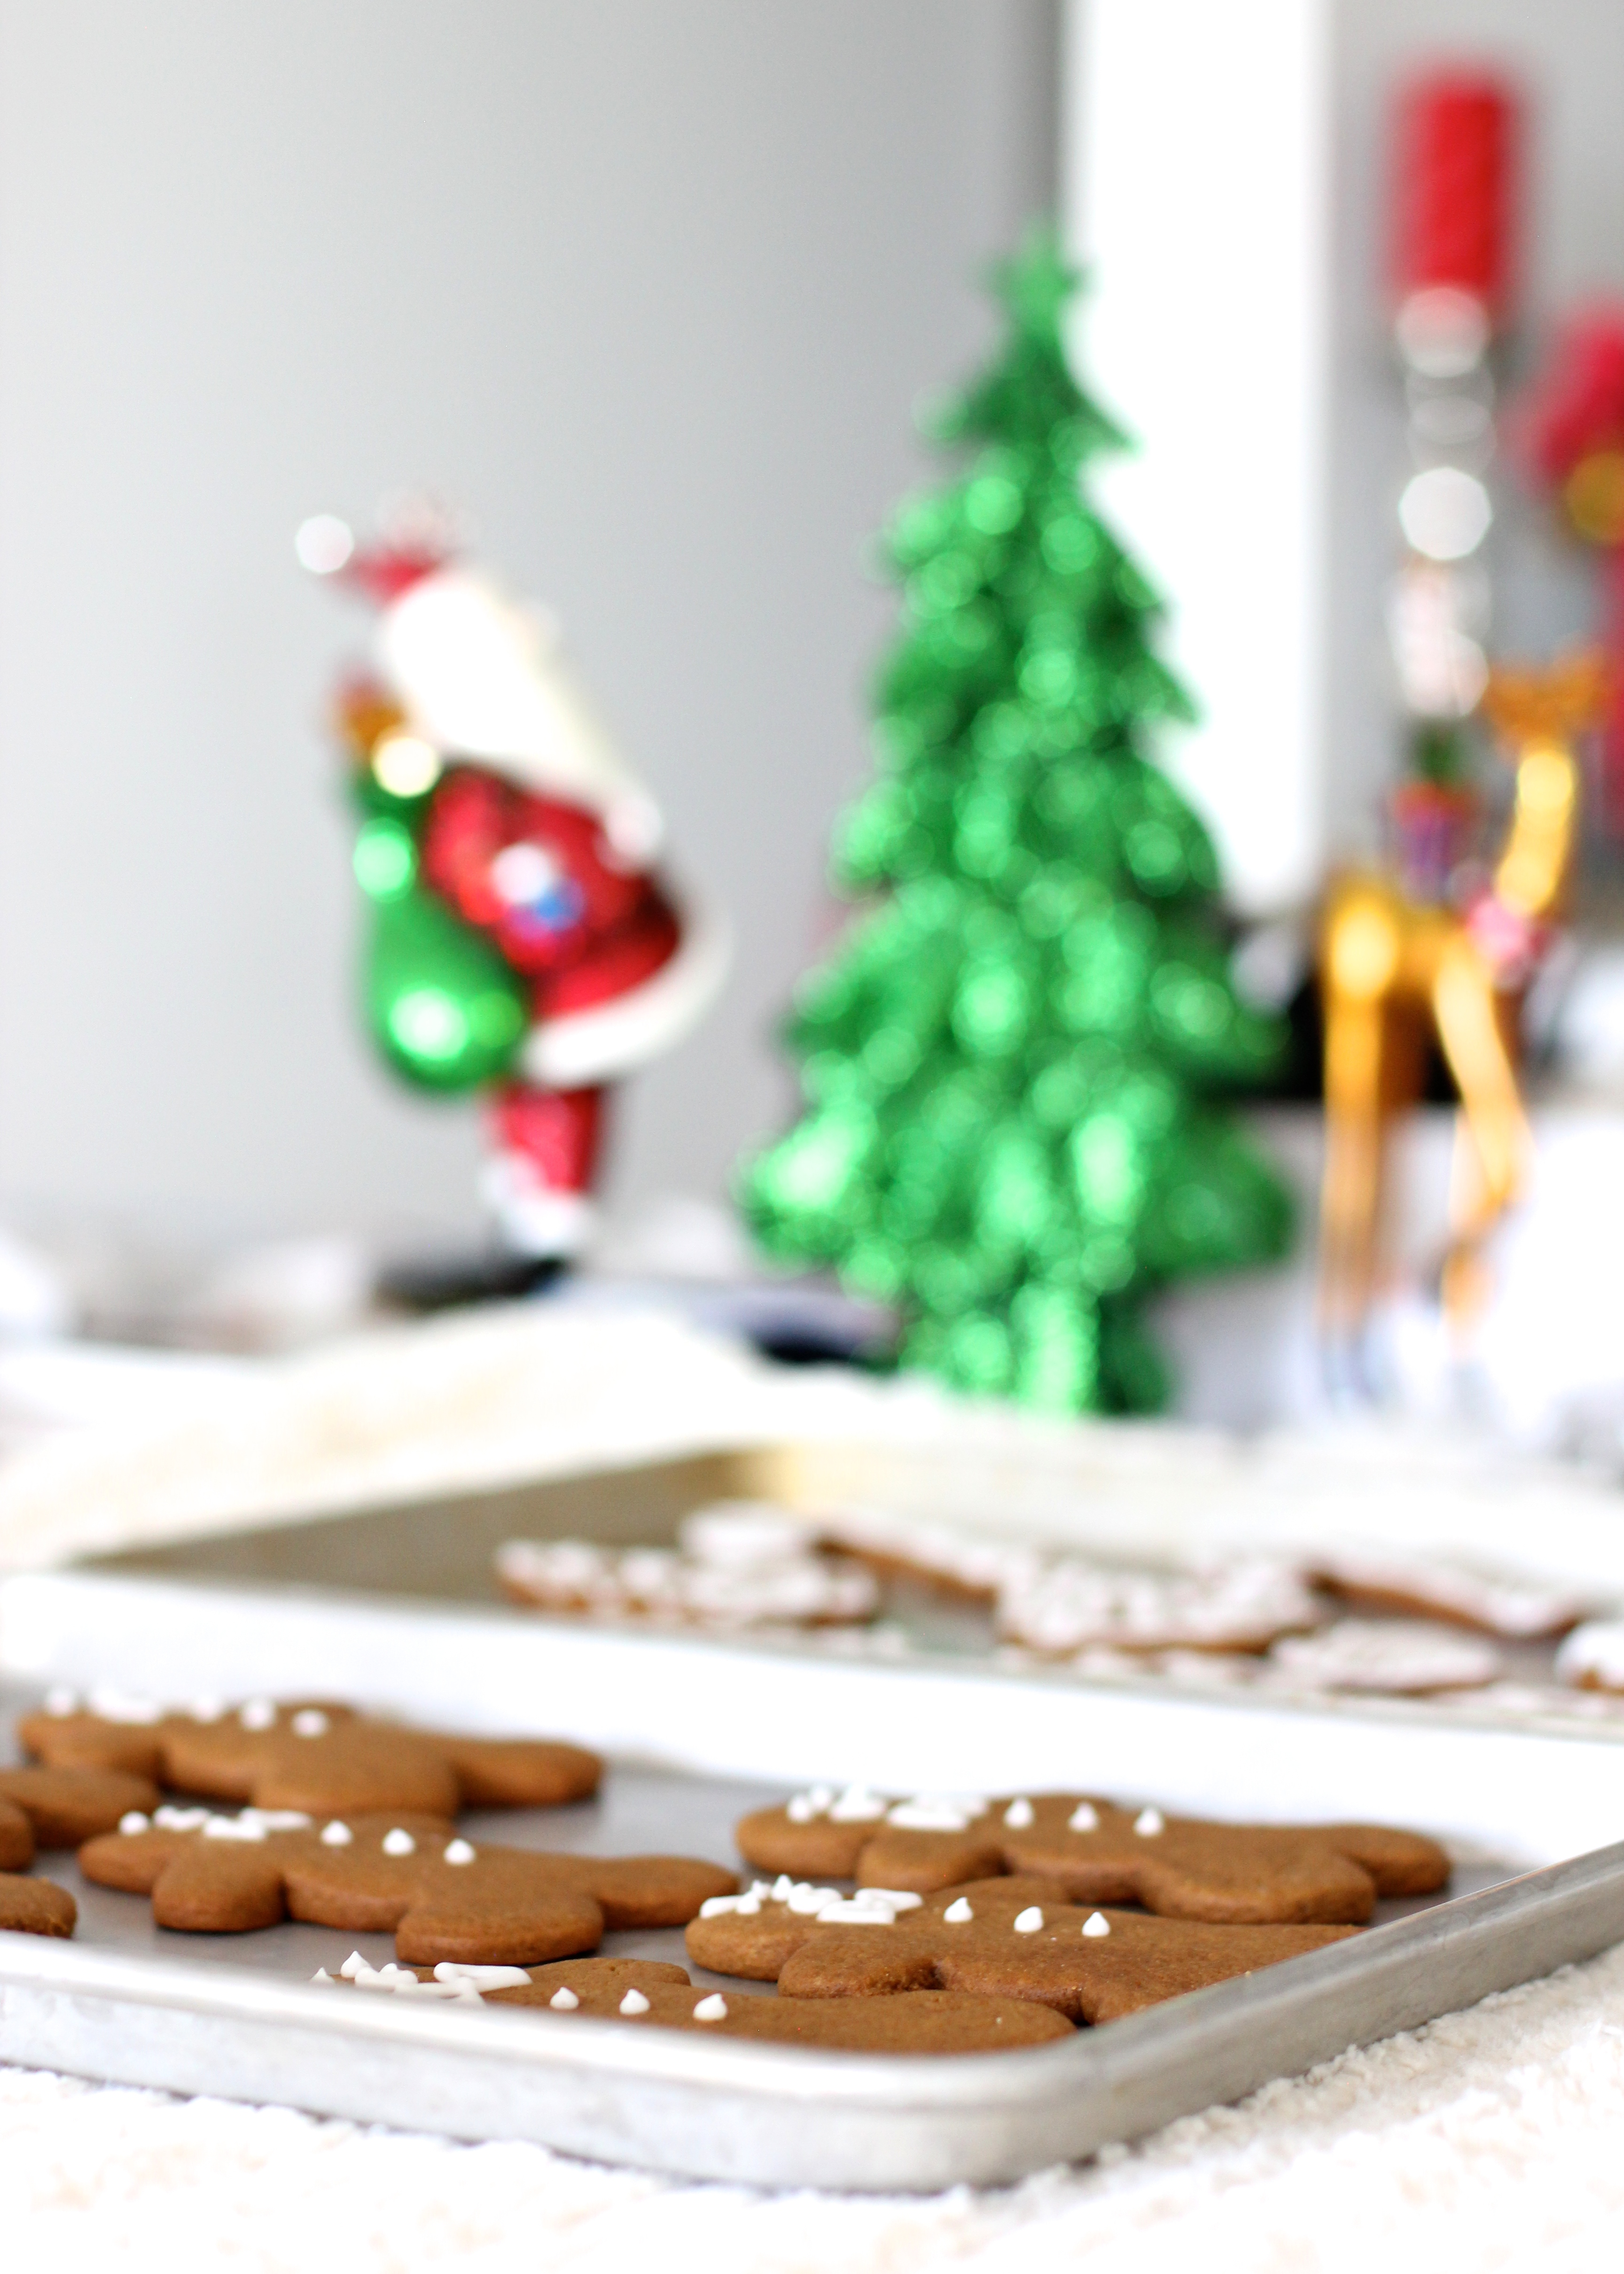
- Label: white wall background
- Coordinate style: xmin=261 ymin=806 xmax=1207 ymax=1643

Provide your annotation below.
xmin=0 ymin=1 xmax=1058 ymax=1250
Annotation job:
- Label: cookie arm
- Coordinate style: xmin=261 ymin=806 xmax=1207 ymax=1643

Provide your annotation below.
xmin=0 ymin=1798 xmax=33 ymax=1872
xmin=439 ymin=1739 xmax=602 ymax=1809
xmin=852 ymin=1827 xmax=1006 ymax=1894
xmin=777 ymin=1927 xmax=940 ymax=1999
xmin=1320 ymin=1825 xmax=1451 ymax=1896
xmin=573 ymin=1856 xmax=739 ymax=1929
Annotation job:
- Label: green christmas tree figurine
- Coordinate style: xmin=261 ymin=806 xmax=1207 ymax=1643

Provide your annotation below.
xmin=743 ymin=229 xmax=1293 ymax=1414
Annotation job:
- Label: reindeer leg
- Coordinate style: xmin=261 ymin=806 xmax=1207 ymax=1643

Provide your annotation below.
xmin=1319 ymin=894 xmax=1402 ymax=1383
xmin=1429 ymin=938 xmax=1531 ymax=1330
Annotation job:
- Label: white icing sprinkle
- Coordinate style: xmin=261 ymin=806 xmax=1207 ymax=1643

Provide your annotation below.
xmin=1003 ymin=1797 xmax=1035 ymax=1829
xmin=1013 ymin=1906 xmax=1045 ymax=1933
xmin=693 ymin=1993 xmax=728 ymax=2021
xmin=291 ymin=1709 xmax=329 ymax=1738
xmin=87 ymin=1687 xmax=163 ymax=1726
xmin=383 ymin=1828 xmax=416 ymax=1857
xmin=154 ymin=1807 xmax=209 ymax=1831
xmin=240 ymin=1809 xmax=312 ymax=1834
xmin=338 ymin=1952 xmax=370 ymax=1978
xmin=785 ymin=1796 xmax=817 ymax=1823
xmin=815 ymin=1888 xmax=922 ymax=1925
xmin=118 ymin=1811 xmax=150 ymax=1835
xmin=203 ymin=1814 xmax=267 ymax=1842
xmin=1083 ymin=1912 xmax=1110 ymax=1937
xmin=549 ymin=1987 xmax=580 ymax=2009
xmin=433 ymin=1962 xmax=529 ymax=1988
xmin=443 ymin=1839 xmax=476 ymax=1866
xmin=240 ymin=1699 xmax=277 ymax=1732
xmin=1068 ymin=1803 xmax=1099 ymax=1833
xmin=828 ymin=1785 xmax=888 ymax=1822
xmin=320 ymin=1821 xmax=352 ymax=1846
xmin=619 ymin=1988 xmax=651 ymax=2015
xmin=772 ymin=1874 xmax=795 ymax=1900
xmin=886 ymin=1794 xmax=986 ymax=1833
xmin=786 ymin=1883 xmax=840 ymax=1915
xmin=188 ymin=1698 xmax=225 ymax=1723
xmin=43 ymin=1687 xmax=77 ymax=1717
xmin=944 ymin=1897 xmax=974 ymax=1924
xmin=310 ymin=1968 xmax=335 ymax=1984
xmin=1134 ymin=1808 xmax=1165 ymax=1837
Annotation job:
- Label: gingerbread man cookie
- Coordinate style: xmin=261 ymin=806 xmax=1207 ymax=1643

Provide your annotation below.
xmin=21 ymin=1694 xmax=601 ymax=1818
xmin=0 ymin=1765 xmax=160 ymax=1868
xmin=80 ymin=1808 xmax=736 ymax=1963
xmin=318 ymin=1951 xmax=1074 ymax=2052
xmin=736 ymin=1789 xmax=1448 ymax=1923
xmin=0 ymin=1873 xmax=76 ymax=1938
xmin=687 ymin=1875 xmax=1358 ymax=2022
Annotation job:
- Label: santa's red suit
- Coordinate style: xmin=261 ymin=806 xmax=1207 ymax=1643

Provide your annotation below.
xmin=319 ymin=531 xmax=729 ymax=1258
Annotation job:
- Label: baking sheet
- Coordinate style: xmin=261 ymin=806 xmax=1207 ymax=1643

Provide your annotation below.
xmin=2 ymin=1646 xmax=1624 ymax=2190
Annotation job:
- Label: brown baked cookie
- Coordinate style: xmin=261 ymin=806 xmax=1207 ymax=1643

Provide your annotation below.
xmin=687 ymin=1875 xmax=1357 ymax=2022
xmin=0 ymin=1766 xmax=160 ymax=1869
xmin=79 ymin=1807 xmax=736 ymax=1962
xmin=0 ymin=1872 xmax=77 ymax=1938
xmin=320 ymin=1951 xmax=1073 ymax=2052
xmin=20 ymin=1696 xmax=601 ymax=1818
xmin=736 ymin=1789 xmax=1448 ymax=1924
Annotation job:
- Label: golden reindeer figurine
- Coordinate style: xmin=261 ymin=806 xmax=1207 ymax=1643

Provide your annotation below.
xmin=1317 ymin=651 xmax=1606 ymax=1369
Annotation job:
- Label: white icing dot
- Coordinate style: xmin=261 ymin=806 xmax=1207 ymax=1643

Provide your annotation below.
xmin=320 ymin=1820 xmax=353 ymax=1846
xmin=1068 ymin=1803 xmax=1099 ymax=1833
xmin=203 ymin=1814 xmax=267 ymax=1842
xmin=43 ymin=1687 xmax=78 ymax=1717
xmin=549 ymin=1986 xmax=580 ymax=2010
xmin=188 ymin=1698 xmax=225 ymax=1724
xmin=1134 ymin=1808 xmax=1165 ymax=1837
xmin=118 ymin=1811 xmax=150 ymax=1835
xmin=619 ymin=1988 xmax=651 ymax=2015
xmin=382 ymin=1828 xmax=416 ymax=1857
xmin=240 ymin=1699 xmax=277 ymax=1732
xmin=1003 ymin=1797 xmax=1035 ymax=1829
xmin=943 ymin=1897 xmax=974 ymax=1924
xmin=772 ymin=1875 xmax=795 ymax=1901
xmin=339 ymin=1952 xmax=369 ymax=1979
xmin=1013 ymin=1906 xmax=1045 ymax=1934
xmin=443 ymin=1838 xmax=476 ymax=1866
xmin=154 ymin=1807 xmax=209 ymax=1831
xmin=785 ymin=1796 xmax=816 ymax=1823
xmin=435 ymin=1962 xmax=530 ymax=1988
xmin=886 ymin=1796 xmax=979 ymax=1832
xmin=310 ymin=1968 xmax=335 ymax=1984
xmin=1083 ymin=1913 xmax=1110 ymax=1937
xmin=240 ymin=1809 xmax=312 ymax=1834
xmin=693 ymin=1993 xmax=728 ymax=2022
xmin=291 ymin=1709 xmax=329 ymax=1739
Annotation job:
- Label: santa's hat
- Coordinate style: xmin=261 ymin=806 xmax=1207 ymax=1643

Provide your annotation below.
xmin=298 ymin=515 xmax=663 ymax=862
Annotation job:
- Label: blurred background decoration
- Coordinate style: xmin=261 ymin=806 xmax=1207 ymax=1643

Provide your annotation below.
xmin=744 ymin=233 xmax=1291 ymax=1415
xmin=308 ymin=511 xmax=728 ymax=1305
xmin=3 ymin=2 xmax=1624 ymax=1452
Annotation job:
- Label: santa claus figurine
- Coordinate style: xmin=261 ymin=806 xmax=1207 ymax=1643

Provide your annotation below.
xmin=300 ymin=512 xmax=729 ymax=1297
